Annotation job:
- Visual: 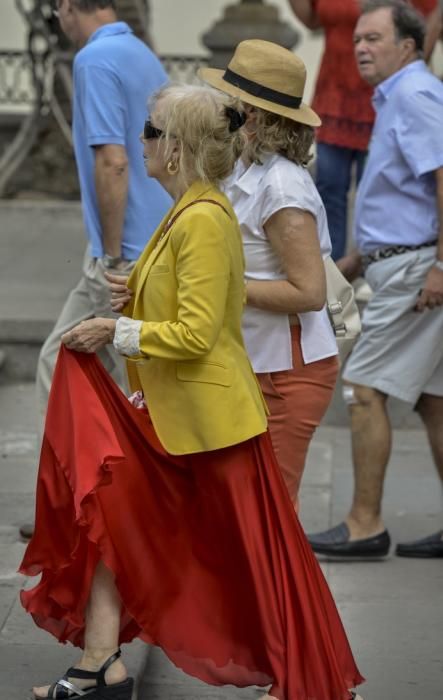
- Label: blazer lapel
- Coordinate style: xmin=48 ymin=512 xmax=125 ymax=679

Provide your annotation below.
xmin=130 ymin=181 xmax=213 ymax=310
xmin=129 ymin=208 xmax=173 ymax=309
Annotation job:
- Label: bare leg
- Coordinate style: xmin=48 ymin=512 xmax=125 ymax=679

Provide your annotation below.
xmin=417 ymin=392 xmax=443 ymax=541
xmin=416 ymin=393 xmax=443 ymax=482
xmin=344 ymin=383 xmax=391 ymax=539
xmin=33 ymin=561 xmax=127 ymax=698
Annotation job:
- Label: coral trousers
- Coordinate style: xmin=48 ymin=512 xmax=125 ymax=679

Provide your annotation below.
xmin=256 ymin=325 xmax=339 ymax=507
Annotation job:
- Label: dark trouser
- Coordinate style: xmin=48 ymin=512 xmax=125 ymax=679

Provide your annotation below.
xmin=315 ymin=143 xmax=366 ymax=261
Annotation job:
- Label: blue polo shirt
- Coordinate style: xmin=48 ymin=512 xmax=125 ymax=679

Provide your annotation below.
xmin=73 ymin=22 xmax=172 ymax=259
xmin=354 ymin=60 xmax=443 ymax=254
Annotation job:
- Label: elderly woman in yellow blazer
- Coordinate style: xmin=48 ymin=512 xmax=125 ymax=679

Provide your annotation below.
xmin=27 ymin=84 xmax=363 ymax=700
xmin=117 ymin=178 xmax=268 ymax=455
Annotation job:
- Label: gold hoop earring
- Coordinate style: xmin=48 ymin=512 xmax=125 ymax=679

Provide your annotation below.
xmin=167 ymin=160 xmax=179 ymax=175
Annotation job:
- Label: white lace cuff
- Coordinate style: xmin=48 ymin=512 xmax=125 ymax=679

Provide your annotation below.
xmin=113 ymin=317 xmax=143 ymax=356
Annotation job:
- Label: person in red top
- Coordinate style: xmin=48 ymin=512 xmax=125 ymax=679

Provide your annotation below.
xmin=288 ymin=0 xmax=436 ymax=260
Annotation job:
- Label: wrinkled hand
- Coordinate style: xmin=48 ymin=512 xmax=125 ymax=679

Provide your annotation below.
xmin=105 ymin=271 xmax=133 ymax=312
xmin=61 ymin=318 xmax=116 ymax=353
xmin=336 ymin=251 xmax=363 ymax=283
xmin=415 ymin=265 xmax=443 ymax=312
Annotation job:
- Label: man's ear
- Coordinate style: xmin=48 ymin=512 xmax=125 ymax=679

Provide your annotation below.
xmin=402 ymin=36 xmax=417 ymax=59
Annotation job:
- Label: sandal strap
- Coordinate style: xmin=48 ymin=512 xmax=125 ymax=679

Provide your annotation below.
xmin=97 ymin=648 xmax=122 ymax=687
xmin=48 ymin=680 xmax=70 ymax=699
xmin=48 ymin=677 xmax=95 ymax=698
xmin=44 ymin=649 xmax=122 ymax=697
xmin=65 ymin=668 xmax=98 ymax=680
xmin=47 ymin=681 xmax=66 ymax=699
xmin=58 ymin=679 xmax=91 ymax=696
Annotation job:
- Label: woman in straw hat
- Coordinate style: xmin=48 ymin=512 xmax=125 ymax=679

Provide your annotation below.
xmin=200 ymin=39 xmax=339 ymax=511
xmin=21 ymin=83 xmax=363 ymax=700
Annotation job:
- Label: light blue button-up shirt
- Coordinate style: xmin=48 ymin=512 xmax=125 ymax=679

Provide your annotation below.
xmin=354 ymin=60 xmax=443 ymax=254
xmin=73 ymin=22 xmax=172 ymax=259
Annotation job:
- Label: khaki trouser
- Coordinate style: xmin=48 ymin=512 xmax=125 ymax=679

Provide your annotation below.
xmin=36 ymin=249 xmax=135 ymax=440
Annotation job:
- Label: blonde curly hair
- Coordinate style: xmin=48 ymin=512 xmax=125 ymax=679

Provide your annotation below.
xmin=149 ymin=84 xmax=246 ymax=188
xmin=244 ymin=107 xmax=314 ymax=167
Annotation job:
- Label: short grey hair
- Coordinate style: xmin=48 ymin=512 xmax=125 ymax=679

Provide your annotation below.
xmin=360 ymin=0 xmax=426 ymax=53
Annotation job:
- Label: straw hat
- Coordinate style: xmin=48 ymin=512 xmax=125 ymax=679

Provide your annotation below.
xmin=198 ymin=39 xmax=321 ymax=128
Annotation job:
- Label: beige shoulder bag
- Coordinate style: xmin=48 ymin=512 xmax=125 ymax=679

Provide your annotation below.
xmin=324 ymin=256 xmax=361 ymax=361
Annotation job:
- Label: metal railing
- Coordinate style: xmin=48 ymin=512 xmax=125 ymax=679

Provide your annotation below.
xmin=0 ymin=50 xmax=209 ymax=108
xmin=0 ymin=49 xmax=210 ymax=196
xmin=0 ymin=51 xmax=35 ymax=107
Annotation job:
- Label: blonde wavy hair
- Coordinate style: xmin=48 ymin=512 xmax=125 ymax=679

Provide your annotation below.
xmin=244 ymin=107 xmax=314 ymax=167
xmin=149 ymin=84 xmax=246 ymax=188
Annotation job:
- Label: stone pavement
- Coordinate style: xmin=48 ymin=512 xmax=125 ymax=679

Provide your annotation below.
xmin=0 ymin=201 xmax=442 ymax=699
xmin=0 ymin=378 xmax=441 ymax=699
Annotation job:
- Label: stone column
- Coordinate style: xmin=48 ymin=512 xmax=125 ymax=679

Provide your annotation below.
xmin=201 ymin=0 xmax=300 ymax=69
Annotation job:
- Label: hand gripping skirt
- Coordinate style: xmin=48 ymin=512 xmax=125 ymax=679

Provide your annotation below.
xmin=19 ymin=347 xmax=364 ymax=700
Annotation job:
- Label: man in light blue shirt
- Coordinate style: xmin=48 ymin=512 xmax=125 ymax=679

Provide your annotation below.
xmin=36 ymin=0 xmax=172 ymax=428
xmin=72 ymin=21 xmax=171 ymax=260
xmin=18 ymin=1 xmax=171 ymax=543
xmin=308 ymin=0 xmax=443 ymax=560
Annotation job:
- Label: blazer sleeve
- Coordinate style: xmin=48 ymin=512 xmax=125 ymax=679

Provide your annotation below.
xmin=138 ymin=208 xmax=231 ymax=360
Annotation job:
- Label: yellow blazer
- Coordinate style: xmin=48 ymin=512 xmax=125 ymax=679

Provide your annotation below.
xmin=123 ymin=180 xmax=268 ymax=455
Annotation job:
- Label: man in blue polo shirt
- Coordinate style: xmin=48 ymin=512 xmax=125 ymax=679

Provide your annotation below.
xmin=308 ymin=0 xmax=443 ymax=559
xmin=36 ymin=0 xmax=172 ymax=428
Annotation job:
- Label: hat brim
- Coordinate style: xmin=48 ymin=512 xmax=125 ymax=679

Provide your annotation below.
xmin=198 ymin=67 xmax=321 ymax=128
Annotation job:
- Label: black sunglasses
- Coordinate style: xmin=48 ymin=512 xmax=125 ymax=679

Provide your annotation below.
xmin=144 ymin=119 xmax=164 ymax=139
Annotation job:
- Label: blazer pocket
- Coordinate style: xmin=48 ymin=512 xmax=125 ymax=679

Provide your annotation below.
xmin=150 ymin=264 xmax=170 ymax=275
xmin=176 ymin=361 xmax=232 ymax=387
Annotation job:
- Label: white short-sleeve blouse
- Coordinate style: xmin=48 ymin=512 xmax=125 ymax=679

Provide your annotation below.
xmin=223 ymin=154 xmax=337 ymax=373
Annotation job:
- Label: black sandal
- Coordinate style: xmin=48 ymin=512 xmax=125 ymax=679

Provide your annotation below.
xmin=34 ymin=649 xmax=133 ymax=699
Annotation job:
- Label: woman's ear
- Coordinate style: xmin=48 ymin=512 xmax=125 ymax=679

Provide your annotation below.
xmin=168 ymin=142 xmax=181 ymax=169
xmin=243 ymin=106 xmax=257 ymax=138
xmin=244 ymin=106 xmax=257 ymax=123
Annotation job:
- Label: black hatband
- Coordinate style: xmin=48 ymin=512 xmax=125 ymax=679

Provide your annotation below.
xmin=223 ymin=68 xmax=302 ymax=109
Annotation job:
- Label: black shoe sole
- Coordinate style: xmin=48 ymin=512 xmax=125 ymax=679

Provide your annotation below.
xmin=395 ymin=550 xmax=443 ymax=559
xmin=313 ymin=551 xmax=390 ymax=562
xmin=310 ymin=543 xmax=391 ymax=560
xmin=31 ymin=678 xmax=134 ymax=700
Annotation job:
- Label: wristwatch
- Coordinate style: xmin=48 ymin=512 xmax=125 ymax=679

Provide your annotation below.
xmin=102 ymin=253 xmax=123 ymax=269
xmin=434 ymin=260 xmax=443 ymax=272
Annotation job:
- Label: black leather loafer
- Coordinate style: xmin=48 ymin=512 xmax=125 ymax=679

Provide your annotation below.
xmin=307 ymin=522 xmax=391 ymax=559
xmin=395 ymin=530 xmax=443 ymax=558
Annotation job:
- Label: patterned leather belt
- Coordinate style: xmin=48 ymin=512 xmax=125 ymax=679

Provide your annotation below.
xmin=362 ymin=240 xmax=437 ymax=269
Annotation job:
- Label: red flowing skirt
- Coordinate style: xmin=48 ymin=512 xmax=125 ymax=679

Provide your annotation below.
xmin=19 ymin=347 xmax=364 ymax=700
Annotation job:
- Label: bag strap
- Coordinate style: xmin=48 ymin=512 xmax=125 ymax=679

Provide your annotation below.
xmin=162 ymin=198 xmax=232 ymax=236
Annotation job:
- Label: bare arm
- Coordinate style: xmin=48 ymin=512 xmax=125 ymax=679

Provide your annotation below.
xmin=424 ymin=6 xmax=443 ymax=62
xmin=287 ymin=0 xmax=321 ymax=30
xmin=246 ymin=207 xmax=326 ymax=314
xmin=436 ymin=167 xmax=443 ymax=263
xmin=415 ymin=166 xmax=443 ymax=311
xmin=336 ymin=250 xmax=363 ymax=282
xmin=94 ymin=144 xmax=129 ymax=258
